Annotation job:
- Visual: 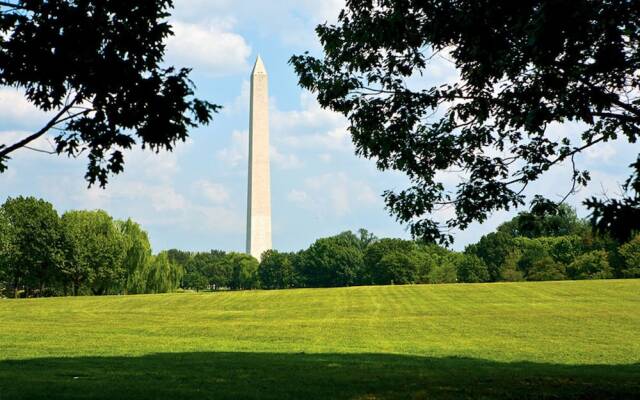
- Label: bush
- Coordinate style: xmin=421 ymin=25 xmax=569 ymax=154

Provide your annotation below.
xmin=465 ymin=232 xmax=514 ymax=281
xmin=376 ymin=251 xmax=420 ymax=284
xmin=567 ymin=250 xmax=612 ymax=280
xmin=363 ymin=239 xmax=416 ymax=285
xmin=297 ymin=233 xmax=364 ymax=287
xmin=456 ymin=254 xmax=490 ymax=283
xmin=526 ymin=256 xmax=566 ymax=281
xmin=500 ymin=251 xmax=525 ymax=282
xmin=618 ymin=235 xmax=640 ymax=278
xmin=427 ymin=263 xmax=457 ymax=284
xmin=258 ymin=250 xmax=297 ymax=289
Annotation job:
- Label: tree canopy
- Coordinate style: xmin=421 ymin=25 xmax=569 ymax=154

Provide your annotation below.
xmin=291 ymin=0 xmax=640 ymax=245
xmin=0 ymin=0 xmax=219 ymax=185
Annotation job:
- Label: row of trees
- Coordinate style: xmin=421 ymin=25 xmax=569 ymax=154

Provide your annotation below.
xmin=248 ymin=205 xmax=639 ymax=289
xmin=3 ymin=197 xmax=639 ymax=297
xmin=465 ymin=205 xmax=640 ymax=282
xmin=0 ymin=196 xmax=183 ymax=297
xmin=171 ymin=206 xmax=639 ymax=291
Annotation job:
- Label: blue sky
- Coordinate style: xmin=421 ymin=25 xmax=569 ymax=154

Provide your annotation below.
xmin=0 ymin=0 xmax=637 ymax=253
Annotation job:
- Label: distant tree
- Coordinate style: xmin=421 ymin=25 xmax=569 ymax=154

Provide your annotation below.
xmin=543 ymin=235 xmax=583 ymax=266
xmin=291 ymin=0 xmax=640 ymax=245
xmin=618 ymin=235 xmax=640 ymax=278
xmin=465 ymin=232 xmax=515 ymax=281
xmin=501 ymin=251 xmax=525 ymax=282
xmin=0 ymin=0 xmax=219 ymax=185
xmin=526 ymin=256 xmax=566 ymax=281
xmin=515 ymin=238 xmax=554 ymax=279
xmin=411 ymin=244 xmax=450 ymax=283
xmin=259 ymin=250 xmax=297 ymax=289
xmin=61 ymin=210 xmax=125 ymax=295
xmin=497 ymin=205 xmax=588 ymax=238
xmin=116 ymin=219 xmax=152 ymax=294
xmin=228 ymin=253 xmax=259 ymax=290
xmin=167 ymin=249 xmax=192 ymax=271
xmin=427 ymin=262 xmax=458 ymax=284
xmin=363 ymin=238 xmax=416 ymax=285
xmin=184 ymin=251 xmax=231 ymax=290
xmin=567 ymin=250 xmax=613 ymax=280
xmin=356 ymin=228 xmax=378 ymax=250
xmin=1 ymin=197 xmax=64 ymax=297
xmin=375 ymin=251 xmax=421 ymax=285
xmin=146 ymin=251 xmax=183 ymax=293
xmin=456 ymin=254 xmax=490 ymax=283
xmin=298 ymin=233 xmax=365 ymax=287
xmin=182 ymin=271 xmax=208 ymax=292
xmin=587 ymin=157 xmax=640 ymax=243
xmin=0 ymin=208 xmax=15 ymax=296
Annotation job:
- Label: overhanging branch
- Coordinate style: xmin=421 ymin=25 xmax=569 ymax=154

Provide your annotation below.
xmin=0 ymin=97 xmax=78 ymax=158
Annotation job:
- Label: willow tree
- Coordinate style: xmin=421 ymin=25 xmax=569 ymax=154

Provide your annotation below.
xmin=146 ymin=251 xmax=183 ymax=294
xmin=116 ymin=219 xmax=153 ymax=294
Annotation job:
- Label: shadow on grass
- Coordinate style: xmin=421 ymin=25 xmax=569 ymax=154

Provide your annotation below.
xmin=0 ymin=352 xmax=638 ymax=399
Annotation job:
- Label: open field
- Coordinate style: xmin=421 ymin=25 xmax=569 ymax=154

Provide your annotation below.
xmin=1 ymin=280 xmax=639 ymax=399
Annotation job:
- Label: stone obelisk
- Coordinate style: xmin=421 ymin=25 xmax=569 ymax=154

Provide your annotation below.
xmin=246 ymin=55 xmax=272 ymax=260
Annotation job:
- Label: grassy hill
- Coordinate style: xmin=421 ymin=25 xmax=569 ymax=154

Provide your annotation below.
xmin=1 ymin=280 xmax=639 ymax=399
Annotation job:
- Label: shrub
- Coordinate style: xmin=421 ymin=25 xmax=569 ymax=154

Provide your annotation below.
xmin=618 ymin=235 xmax=640 ymax=278
xmin=567 ymin=250 xmax=612 ymax=280
xmin=427 ymin=263 xmax=457 ymax=284
xmin=376 ymin=251 xmax=420 ymax=284
xmin=456 ymin=254 xmax=490 ymax=283
xmin=526 ymin=256 xmax=566 ymax=281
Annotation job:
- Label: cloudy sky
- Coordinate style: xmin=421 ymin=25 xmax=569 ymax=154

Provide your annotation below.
xmin=0 ymin=0 xmax=636 ymax=253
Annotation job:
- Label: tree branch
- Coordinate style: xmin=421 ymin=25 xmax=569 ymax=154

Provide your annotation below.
xmin=0 ymin=97 xmax=78 ymax=158
xmin=23 ymin=145 xmax=55 ymax=154
xmin=0 ymin=1 xmax=25 ymax=10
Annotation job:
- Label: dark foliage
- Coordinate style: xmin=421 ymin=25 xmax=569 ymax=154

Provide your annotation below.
xmin=291 ymin=0 xmax=640 ymax=245
xmin=0 ymin=0 xmax=219 ymax=185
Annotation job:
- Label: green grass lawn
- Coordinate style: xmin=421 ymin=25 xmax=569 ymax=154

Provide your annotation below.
xmin=1 ymin=279 xmax=639 ymax=399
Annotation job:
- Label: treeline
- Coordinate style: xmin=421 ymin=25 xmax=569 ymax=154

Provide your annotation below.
xmin=0 ymin=196 xmax=184 ymax=297
xmin=174 ymin=205 xmax=639 ymax=290
xmin=2 ymin=197 xmax=639 ymax=297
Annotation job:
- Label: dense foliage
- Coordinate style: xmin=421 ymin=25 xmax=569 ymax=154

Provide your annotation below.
xmin=2 ymin=197 xmax=639 ymax=298
xmin=291 ymin=0 xmax=640 ymax=245
xmin=250 ymin=206 xmax=639 ymax=290
xmin=0 ymin=196 xmax=183 ymax=297
xmin=0 ymin=0 xmax=219 ymax=185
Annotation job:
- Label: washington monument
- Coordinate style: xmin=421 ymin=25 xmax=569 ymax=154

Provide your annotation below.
xmin=246 ymin=55 xmax=272 ymax=260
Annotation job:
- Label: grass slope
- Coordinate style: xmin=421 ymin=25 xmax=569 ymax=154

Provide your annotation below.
xmin=1 ymin=280 xmax=639 ymax=399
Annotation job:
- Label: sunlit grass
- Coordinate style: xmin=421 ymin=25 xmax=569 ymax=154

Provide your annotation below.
xmin=1 ymin=279 xmax=639 ymax=399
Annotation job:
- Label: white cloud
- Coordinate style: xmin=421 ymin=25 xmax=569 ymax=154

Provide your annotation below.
xmin=272 ymin=92 xmax=352 ymax=153
xmin=0 ymin=89 xmax=51 ymax=125
xmin=216 ymin=130 xmax=248 ymax=167
xmin=287 ymin=189 xmax=309 ymax=203
xmin=147 ymin=185 xmax=189 ymax=211
xmin=585 ymin=143 xmax=617 ymax=162
xmin=280 ymin=126 xmax=352 ymax=152
xmin=301 ymin=0 xmax=344 ymax=22
xmin=172 ymin=0 xmax=344 ymax=48
xmin=194 ymin=180 xmax=230 ymax=204
xmin=223 ymin=79 xmax=251 ymax=115
xmin=271 ymin=146 xmax=303 ymax=170
xmin=272 ymin=92 xmax=345 ymax=131
xmin=288 ymin=172 xmax=379 ymax=217
xmin=166 ymin=19 xmax=251 ymax=76
xmin=172 ymin=0 xmax=235 ymax=20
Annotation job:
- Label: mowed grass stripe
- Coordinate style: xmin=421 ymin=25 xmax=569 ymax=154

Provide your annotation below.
xmin=0 ymin=280 xmax=638 ymax=364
